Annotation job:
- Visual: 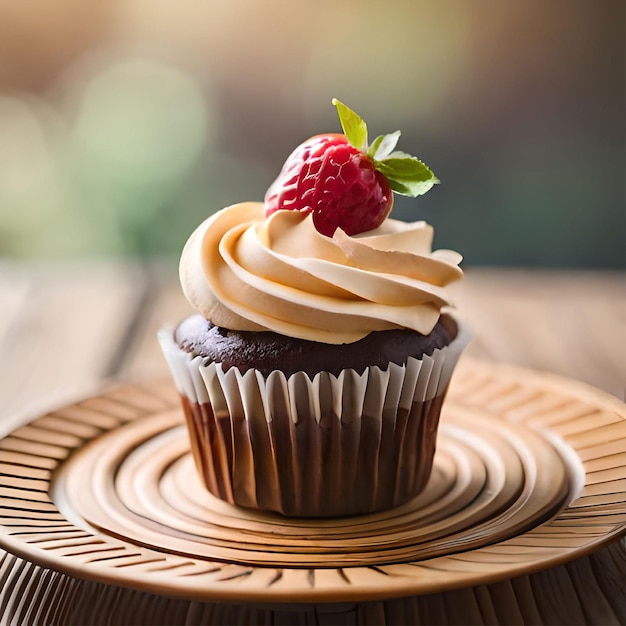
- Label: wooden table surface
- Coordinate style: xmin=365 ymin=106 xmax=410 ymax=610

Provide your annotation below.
xmin=1 ymin=263 xmax=623 ymax=432
xmin=0 ymin=262 xmax=624 ymax=624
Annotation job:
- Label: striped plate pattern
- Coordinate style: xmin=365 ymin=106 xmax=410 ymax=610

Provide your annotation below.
xmin=0 ymin=360 xmax=624 ymax=604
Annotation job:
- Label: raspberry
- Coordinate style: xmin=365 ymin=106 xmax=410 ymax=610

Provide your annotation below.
xmin=264 ymin=99 xmax=439 ymax=237
xmin=264 ymin=134 xmax=393 ymax=237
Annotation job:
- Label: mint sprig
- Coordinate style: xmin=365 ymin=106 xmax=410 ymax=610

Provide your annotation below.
xmin=332 ymin=98 xmax=368 ymax=151
xmin=331 ymin=98 xmax=439 ymax=197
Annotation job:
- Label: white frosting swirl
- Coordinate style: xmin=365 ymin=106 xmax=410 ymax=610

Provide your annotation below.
xmin=180 ymin=202 xmax=462 ymax=344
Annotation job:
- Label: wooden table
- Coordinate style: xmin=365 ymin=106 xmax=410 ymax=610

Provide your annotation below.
xmin=0 ymin=262 xmax=624 ymax=624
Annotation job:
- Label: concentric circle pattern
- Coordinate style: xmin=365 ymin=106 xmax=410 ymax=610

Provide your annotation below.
xmin=53 ymin=409 xmax=573 ymax=568
xmin=1 ymin=359 xmax=625 ymax=603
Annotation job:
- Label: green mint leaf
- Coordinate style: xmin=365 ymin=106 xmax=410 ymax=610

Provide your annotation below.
xmin=330 ymin=100 xmax=439 ymax=198
xmin=374 ymin=153 xmax=439 ymax=197
xmin=367 ymin=135 xmax=385 ymax=158
xmin=385 ymin=177 xmax=438 ymax=196
xmin=332 ymin=98 xmax=367 ymax=151
xmin=368 ymin=131 xmax=401 ymax=160
xmin=386 ymin=150 xmax=432 ymax=163
xmin=384 ymin=178 xmax=422 ymax=195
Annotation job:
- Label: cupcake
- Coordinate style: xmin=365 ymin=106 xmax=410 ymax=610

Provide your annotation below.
xmin=159 ymin=99 xmax=470 ymax=517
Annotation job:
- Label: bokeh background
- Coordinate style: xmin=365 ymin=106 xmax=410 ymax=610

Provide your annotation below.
xmin=0 ymin=0 xmax=623 ymax=267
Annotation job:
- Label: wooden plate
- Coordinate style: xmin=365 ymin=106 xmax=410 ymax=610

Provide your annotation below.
xmin=0 ymin=360 xmax=624 ymax=603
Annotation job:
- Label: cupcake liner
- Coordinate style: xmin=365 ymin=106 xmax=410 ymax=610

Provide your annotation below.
xmin=158 ymin=313 xmax=470 ymax=517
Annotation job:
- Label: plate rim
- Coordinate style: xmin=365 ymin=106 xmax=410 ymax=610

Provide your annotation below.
xmin=1 ymin=359 xmax=625 ymax=603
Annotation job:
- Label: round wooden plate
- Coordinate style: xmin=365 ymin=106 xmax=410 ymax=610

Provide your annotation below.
xmin=0 ymin=359 xmax=624 ymax=603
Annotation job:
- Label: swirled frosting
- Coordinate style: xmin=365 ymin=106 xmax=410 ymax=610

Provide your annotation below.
xmin=180 ymin=202 xmax=462 ymax=344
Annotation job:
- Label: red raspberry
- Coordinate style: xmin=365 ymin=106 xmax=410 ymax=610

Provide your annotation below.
xmin=264 ymin=133 xmax=393 ymax=237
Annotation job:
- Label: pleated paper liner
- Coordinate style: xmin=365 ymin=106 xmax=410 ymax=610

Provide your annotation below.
xmin=158 ymin=313 xmax=470 ymax=517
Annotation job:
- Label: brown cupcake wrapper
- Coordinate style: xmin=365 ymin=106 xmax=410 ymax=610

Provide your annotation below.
xmin=158 ymin=313 xmax=470 ymax=517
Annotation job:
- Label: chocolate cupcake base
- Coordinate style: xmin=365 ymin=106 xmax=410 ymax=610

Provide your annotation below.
xmin=158 ymin=314 xmax=470 ymax=518
xmin=180 ymin=390 xmax=445 ymax=518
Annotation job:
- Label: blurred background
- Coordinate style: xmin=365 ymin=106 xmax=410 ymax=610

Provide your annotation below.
xmin=0 ymin=0 xmax=623 ymax=268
